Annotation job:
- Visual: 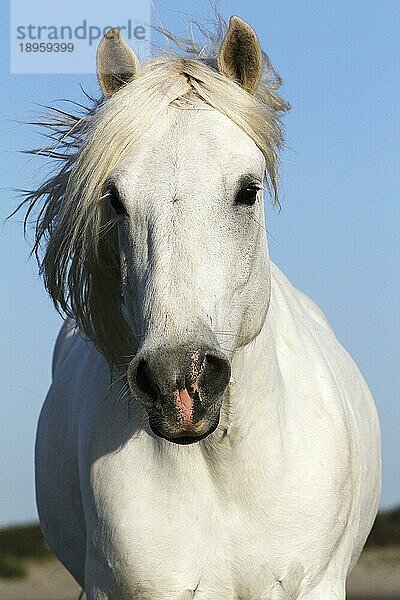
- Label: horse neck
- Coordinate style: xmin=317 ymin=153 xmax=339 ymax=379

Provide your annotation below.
xmin=197 ymin=311 xmax=284 ymax=497
xmin=218 ymin=308 xmax=283 ymax=440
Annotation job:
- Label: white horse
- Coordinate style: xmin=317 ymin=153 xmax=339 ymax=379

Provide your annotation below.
xmin=26 ymin=16 xmax=380 ymax=600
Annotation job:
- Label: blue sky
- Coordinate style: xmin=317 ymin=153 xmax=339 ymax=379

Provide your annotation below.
xmin=1 ymin=0 xmax=399 ymax=526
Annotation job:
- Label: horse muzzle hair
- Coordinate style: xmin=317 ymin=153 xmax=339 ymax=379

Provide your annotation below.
xmin=128 ymin=342 xmax=231 ymax=444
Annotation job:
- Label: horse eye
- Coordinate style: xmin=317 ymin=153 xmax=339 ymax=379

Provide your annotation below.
xmin=107 ymin=185 xmax=127 ymax=215
xmin=235 ymin=185 xmax=259 ymax=206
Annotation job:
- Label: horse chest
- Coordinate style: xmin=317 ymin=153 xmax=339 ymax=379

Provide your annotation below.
xmin=87 ymin=397 xmax=354 ymax=599
xmin=96 ymin=507 xmax=286 ymax=599
xmin=89 ymin=445 xmax=295 ymax=600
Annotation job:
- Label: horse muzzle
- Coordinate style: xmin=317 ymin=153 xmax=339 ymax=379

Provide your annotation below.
xmin=128 ymin=344 xmax=231 ymax=444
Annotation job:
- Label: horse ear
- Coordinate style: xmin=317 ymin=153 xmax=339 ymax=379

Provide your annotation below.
xmin=97 ymin=28 xmax=142 ymax=97
xmin=217 ymin=16 xmax=262 ymax=95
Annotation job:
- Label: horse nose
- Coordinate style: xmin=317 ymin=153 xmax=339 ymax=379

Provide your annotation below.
xmin=128 ymin=345 xmax=231 ymax=439
xmin=135 ymin=347 xmax=231 ymax=404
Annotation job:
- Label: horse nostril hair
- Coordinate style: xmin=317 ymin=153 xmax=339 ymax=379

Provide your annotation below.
xmin=136 ymin=359 xmax=159 ymax=402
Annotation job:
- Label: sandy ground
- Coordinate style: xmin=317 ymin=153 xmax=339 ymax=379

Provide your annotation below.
xmin=0 ymin=547 xmax=399 ymax=599
xmin=347 ymin=547 xmax=400 ymax=599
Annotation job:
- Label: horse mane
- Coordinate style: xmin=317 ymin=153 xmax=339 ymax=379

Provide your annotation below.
xmin=18 ymin=18 xmax=289 ymax=369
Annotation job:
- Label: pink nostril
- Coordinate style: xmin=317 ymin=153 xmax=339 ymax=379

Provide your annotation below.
xmin=174 ymin=388 xmax=194 ymax=427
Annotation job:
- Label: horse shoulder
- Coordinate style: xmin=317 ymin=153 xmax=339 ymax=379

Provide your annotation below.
xmin=36 ymin=321 xmax=107 ymax=586
xmin=268 ymin=262 xmax=380 ymax=565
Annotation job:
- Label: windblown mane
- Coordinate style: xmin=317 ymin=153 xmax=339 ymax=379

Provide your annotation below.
xmin=19 ymin=19 xmax=289 ymax=369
